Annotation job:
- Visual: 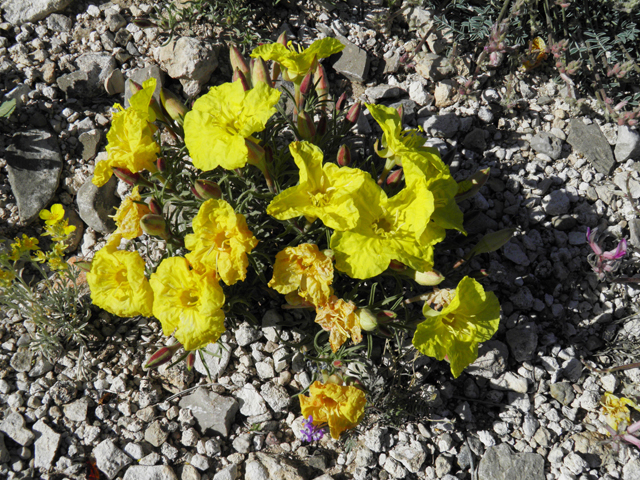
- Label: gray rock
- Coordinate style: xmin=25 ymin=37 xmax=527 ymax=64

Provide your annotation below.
xmin=122 ymin=466 xmax=178 ymax=480
xmin=567 ymin=118 xmax=616 ymax=175
xmin=213 ymin=464 xmax=237 ymax=480
xmin=364 ymin=427 xmax=388 ymax=452
xmin=78 ymin=129 xmax=102 ymax=161
xmin=144 ymin=421 xmax=168 ymax=448
xmin=355 ymin=445 xmax=375 ymax=467
xmin=245 ymin=452 xmax=305 ymax=480
xmin=408 ymin=82 xmax=431 ymax=106
xmin=466 ymin=340 xmax=509 ymax=378
xmin=235 ymin=322 xmax=263 ymax=346
xmin=332 ymin=35 xmax=369 ymax=83
xmin=77 ymin=174 xmax=118 ymax=234
xmin=50 ymin=379 xmax=77 ymax=405
xmin=235 ymin=384 xmax=268 ymax=416
xmin=193 ymin=342 xmax=231 ymax=379
xmin=542 ymin=190 xmax=570 ymax=216
xmin=58 ymin=53 xmax=117 ymax=97
xmin=614 ymin=172 xmax=640 ymax=199
xmin=462 ymin=128 xmax=486 ymax=150
xmin=104 ymin=69 xmax=125 ymax=96
xmin=365 ymin=85 xmax=404 ymax=102
xmin=383 ymin=456 xmax=407 ymax=479
xmin=178 ymin=387 xmax=238 ymax=437
xmin=502 ymin=241 xmax=529 ymax=266
xmin=478 ymin=444 xmax=544 ymax=480
xmin=232 ymin=433 xmax=253 ymax=454
xmin=561 ymin=357 xmax=583 ymax=382
xmin=94 ymin=439 xmax=133 ymax=480
xmin=0 ymin=413 xmax=35 ymax=446
xmin=189 ymin=453 xmax=211 ymax=471
xmin=154 ymin=37 xmax=218 ymax=96
xmin=33 ymin=419 xmax=61 ymax=469
xmin=630 ymin=218 xmax=640 ymax=248
xmin=63 ymin=397 xmax=90 ymax=422
xmin=422 ymin=113 xmax=460 ymax=138
xmin=0 ymin=434 xmax=10 ymax=463
xmin=414 ymin=53 xmax=455 ymax=82
xmin=478 ymin=106 xmax=494 ymax=123
xmin=46 ymin=13 xmax=72 ymax=32
xmin=623 ymin=458 xmax=640 ymax=480
xmin=105 ymin=9 xmax=127 ymax=32
xmin=390 ymin=441 xmax=426 ymax=473
xmin=28 ymin=356 xmax=52 ymax=378
xmin=549 ymin=382 xmax=575 ymax=406
xmin=260 ymin=382 xmax=290 ymax=412
xmin=464 ymin=212 xmax=498 ymax=235
xmin=124 ymin=65 xmax=165 ymax=107
xmin=5 ymin=128 xmax=62 ymax=224
xmin=615 ymin=126 xmax=640 ymax=162
xmin=506 ymin=323 xmax=538 ymax=362
xmin=10 ymin=349 xmax=32 ymax=372
xmin=489 ymin=372 xmax=529 ymax=393
xmin=530 ymin=132 xmax=563 ymax=160
xmin=2 ymin=0 xmax=73 ymax=25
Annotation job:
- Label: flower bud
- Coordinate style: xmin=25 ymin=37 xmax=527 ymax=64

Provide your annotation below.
xmin=160 ymin=88 xmax=188 ymax=126
xmin=455 ymin=167 xmax=490 ymax=202
xmin=186 ymin=351 xmax=196 ymax=371
xmin=128 ymin=79 xmax=143 ymax=95
xmin=276 ymin=30 xmax=287 ymax=46
xmin=297 ymin=111 xmax=316 ymax=140
xmin=194 ymin=179 xmax=222 ymax=200
xmin=345 ymin=102 xmax=361 ymax=124
xmin=140 ymin=214 xmax=170 ymax=240
xmin=388 ymin=259 xmax=407 ymax=271
xmin=112 ymin=167 xmax=140 ymax=186
xmin=314 ymin=64 xmax=329 ymax=104
xmin=156 ymin=157 xmax=166 ymax=173
xmin=229 ymin=44 xmax=250 ymax=78
xmin=396 ymin=104 xmax=404 ymax=122
xmin=337 ymin=144 xmax=351 ymax=167
xmin=191 ymin=186 xmax=203 ymax=199
xmin=148 ymin=198 xmax=162 ymax=215
xmin=245 ymin=139 xmax=266 ymax=165
xmin=251 ymin=57 xmax=273 ymax=88
xmin=299 ymin=72 xmax=313 ymax=96
xmin=355 ymin=308 xmax=378 ymax=332
xmin=132 ymin=18 xmax=157 ymax=28
xmin=144 ymin=343 xmax=181 ymax=369
xmin=376 ymin=310 xmax=397 ymax=323
xmin=233 ymin=68 xmax=251 ymax=91
xmin=386 ymin=168 xmax=403 ymax=186
xmin=413 ymin=269 xmax=445 ymax=286
xmin=316 ymin=112 xmax=327 ymax=137
xmin=336 ymin=92 xmax=347 ymax=112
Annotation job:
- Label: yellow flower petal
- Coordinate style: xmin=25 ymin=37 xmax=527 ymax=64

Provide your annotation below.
xmin=113 ymin=186 xmax=151 ymax=240
xmin=314 ymin=296 xmax=362 ymax=352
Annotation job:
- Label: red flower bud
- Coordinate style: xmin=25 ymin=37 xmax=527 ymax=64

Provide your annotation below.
xmin=251 ymin=57 xmax=273 ymax=88
xmin=276 ymin=31 xmax=287 ymax=46
xmin=140 ymin=214 xmax=169 ymax=240
xmin=112 ymin=167 xmax=140 ymax=186
xmin=345 ymin=102 xmax=361 ymax=124
xmin=229 ymin=44 xmax=250 ymax=78
xmin=388 ymin=260 xmax=407 ymax=271
xmin=191 ymin=186 xmax=203 ymax=199
xmin=128 ymin=79 xmax=142 ymax=95
xmin=156 ymin=157 xmax=166 ymax=173
xmin=148 ymin=198 xmax=162 ymax=215
xmin=316 ymin=112 xmax=327 ymax=137
xmin=386 ymin=168 xmax=403 ymax=186
xmin=160 ymin=88 xmax=188 ymax=126
xmin=337 ymin=144 xmax=351 ymax=167
xmin=336 ymin=92 xmax=347 ymax=112
xmin=396 ymin=104 xmax=404 ymax=122
xmin=299 ymin=72 xmax=313 ymax=97
xmin=144 ymin=343 xmax=181 ymax=369
xmin=194 ymin=179 xmax=222 ymax=200
xmin=314 ymin=64 xmax=329 ymax=104
xmin=186 ymin=351 xmax=196 ymax=371
xmin=233 ymin=69 xmax=251 ymax=91
xmin=297 ymin=111 xmax=316 ymax=140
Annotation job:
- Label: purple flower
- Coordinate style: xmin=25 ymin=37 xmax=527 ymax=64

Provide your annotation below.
xmin=300 ymin=415 xmax=325 ymax=443
xmin=586 ymin=227 xmax=627 ymax=280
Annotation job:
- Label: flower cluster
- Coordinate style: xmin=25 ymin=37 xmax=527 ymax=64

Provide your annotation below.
xmin=82 ymin=35 xmax=503 ymax=440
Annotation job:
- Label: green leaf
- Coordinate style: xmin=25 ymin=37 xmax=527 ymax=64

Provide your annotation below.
xmin=0 ymin=98 xmax=16 ymax=118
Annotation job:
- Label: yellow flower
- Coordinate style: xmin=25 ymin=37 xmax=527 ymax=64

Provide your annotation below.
xmin=299 ymin=381 xmax=366 ymax=439
xmin=267 ymin=141 xmax=367 ymax=231
xmin=183 ymin=80 xmax=280 ymax=172
xmin=185 ymin=199 xmax=258 ymax=286
xmin=251 ymin=38 xmax=344 ymax=84
xmin=39 ymin=204 xmax=65 ymax=225
xmin=315 ymin=296 xmax=362 ymax=352
xmin=9 ymin=234 xmax=40 ymax=261
xmin=86 ymin=234 xmax=154 ymax=317
xmin=149 ymin=257 xmax=226 ymax=351
xmin=601 ymin=392 xmax=640 ymax=431
xmin=113 ymin=187 xmax=151 ymax=240
xmin=412 ymin=276 xmax=501 ymax=378
xmin=330 ymin=164 xmax=435 ymax=279
xmin=93 ymin=78 xmax=160 ymax=187
xmin=269 ymin=243 xmax=333 ymax=307
xmin=0 ymin=268 xmax=15 ymax=287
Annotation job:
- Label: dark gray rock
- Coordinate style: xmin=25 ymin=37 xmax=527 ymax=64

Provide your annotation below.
xmin=94 ymin=439 xmax=133 ymax=480
xmin=0 ymin=434 xmax=10 ymax=463
xmin=78 ymin=130 xmax=102 ymax=161
xmin=2 ymin=0 xmax=73 ymax=25
xmin=178 ymin=387 xmax=238 ymax=437
xmin=33 ymin=419 xmax=61 ymax=470
xmin=46 ymin=13 xmax=73 ymax=32
xmin=422 ymin=113 xmax=460 ymax=138
xmin=467 ymin=340 xmax=509 ymax=379
xmin=332 ymin=35 xmax=369 ymax=83
xmin=530 ymin=132 xmax=563 ymax=160
xmin=567 ymin=119 xmax=615 ymax=175
xmin=478 ymin=444 xmax=544 ymax=480
xmin=5 ymin=128 xmax=62 ymax=223
xmin=464 ymin=212 xmax=499 ymax=235
xmin=50 ymin=379 xmax=78 ymax=406
xmin=77 ymin=175 xmax=118 ymax=234
xmin=549 ymin=382 xmax=575 ymax=406
xmin=58 ymin=53 xmax=117 ymax=98
xmin=505 ymin=323 xmax=538 ymax=362
xmin=365 ymin=85 xmax=404 ymax=102
xmin=462 ymin=128 xmax=487 ymax=150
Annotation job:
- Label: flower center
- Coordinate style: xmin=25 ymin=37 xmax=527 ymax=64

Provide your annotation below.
xmin=114 ymin=270 xmax=128 ymax=284
xmin=180 ymin=290 xmax=200 ymax=307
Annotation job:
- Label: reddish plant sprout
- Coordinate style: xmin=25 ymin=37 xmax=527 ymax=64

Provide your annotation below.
xmin=586 ymin=227 xmax=628 ymax=280
xmin=602 ymin=420 xmax=640 ymax=452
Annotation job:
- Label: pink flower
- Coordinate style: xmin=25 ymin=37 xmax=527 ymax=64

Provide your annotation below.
xmin=586 ymin=227 xmax=627 ymax=279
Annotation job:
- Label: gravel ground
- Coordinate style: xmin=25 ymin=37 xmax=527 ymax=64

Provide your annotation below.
xmin=2 ymin=1 xmax=640 ymax=480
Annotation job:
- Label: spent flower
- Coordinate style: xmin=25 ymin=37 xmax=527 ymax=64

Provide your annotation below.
xmin=586 ymin=227 xmax=627 ymax=280
xmin=314 ymin=296 xmax=362 ymax=352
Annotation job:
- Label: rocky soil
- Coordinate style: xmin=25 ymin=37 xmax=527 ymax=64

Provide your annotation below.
xmin=2 ymin=0 xmax=640 ymax=480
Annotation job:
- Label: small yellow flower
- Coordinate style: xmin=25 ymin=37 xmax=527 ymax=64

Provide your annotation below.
xmin=185 ymin=199 xmax=258 ymax=286
xmin=93 ymin=78 xmax=160 ymax=187
xmin=299 ymin=381 xmax=366 ymax=439
xmin=150 ymin=257 xmax=226 ymax=351
xmin=0 ymin=268 xmax=15 ymax=287
xmin=39 ymin=204 xmax=66 ymax=225
xmin=601 ymin=392 xmax=640 ymax=431
xmin=9 ymin=234 xmax=40 ymax=261
xmin=86 ymin=234 xmax=154 ymax=318
xmin=113 ymin=187 xmax=151 ymax=240
xmin=315 ymin=296 xmax=362 ymax=353
xmin=269 ymin=243 xmax=334 ymax=307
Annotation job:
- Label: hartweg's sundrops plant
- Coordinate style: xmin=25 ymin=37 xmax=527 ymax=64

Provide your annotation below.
xmin=82 ymin=34 xmax=510 ymax=440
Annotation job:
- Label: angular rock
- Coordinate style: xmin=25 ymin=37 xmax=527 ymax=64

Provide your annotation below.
xmin=245 ymin=452 xmax=305 ymax=480
xmin=434 ymin=80 xmax=456 ymax=108
xmin=10 ymin=349 xmax=33 ymax=372
xmin=505 ymin=323 xmax=538 ymax=362
xmin=390 ymin=441 xmax=426 ymax=473
xmin=414 ymin=53 xmax=455 ymax=82
xmin=33 ymin=419 xmax=61 ymax=470
xmin=122 ymin=466 xmax=178 ymax=480
xmin=489 ymin=372 xmax=529 ymax=393
xmin=178 ymin=387 xmax=238 ymax=437
xmin=193 ymin=342 xmax=231 ymax=379
xmin=615 ymin=126 xmax=640 ymax=162
xmin=365 ymin=85 xmax=404 ymax=102
xmin=462 ymin=128 xmax=486 ymax=150
xmin=422 ymin=114 xmax=460 ymax=138
xmin=235 ymin=322 xmax=263 ymax=347
xmin=94 ymin=439 xmax=133 ymax=480
xmin=332 ymin=35 xmax=369 ymax=83
xmin=104 ymin=69 xmax=125 ymax=96
xmin=50 ymin=380 xmax=78 ymax=406
xmin=78 ymin=129 xmax=102 ymax=161
xmin=466 ymin=340 xmax=509 ymax=378
xmin=542 ymin=190 xmax=570 ymax=216
xmin=567 ymin=118 xmax=615 ymax=175
xmin=154 ymin=37 xmax=218 ymax=96
xmin=63 ymin=397 xmax=90 ymax=422
xmin=47 ymin=13 xmax=73 ymax=32
xmin=623 ymin=458 xmax=640 ymax=480
xmin=2 ymin=0 xmax=73 ymax=25
xmin=77 ymin=174 xmax=118 ymax=234
xmin=478 ymin=444 xmax=544 ymax=480
xmin=549 ymin=382 xmax=575 ymax=406
xmin=5 ymin=128 xmax=62 ymax=224
xmin=213 ymin=464 xmax=237 ymax=480
xmin=144 ymin=421 xmax=168 ymax=448
xmin=236 ymin=384 xmax=268 ymax=416
xmin=530 ymin=132 xmax=563 ymax=160
xmin=0 ymin=413 xmax=35 ymax=446
xmin=57 ymin=53 xmax=117 ymax=98
xmin=260 ymin=382 xmax=290 ymax=413
xmin=0 ymin=434 xmax=10 ymax=463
